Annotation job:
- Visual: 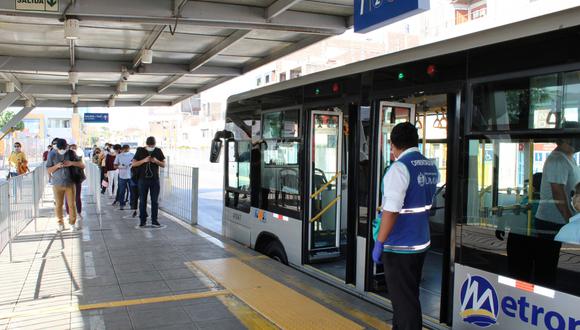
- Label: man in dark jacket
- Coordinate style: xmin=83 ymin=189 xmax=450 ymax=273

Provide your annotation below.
xmin=132 ymin=137 xmax=165 ymax=227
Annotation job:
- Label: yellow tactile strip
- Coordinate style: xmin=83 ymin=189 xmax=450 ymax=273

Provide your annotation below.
xmin=0 ymin=290 xmax=229 ymax=320
xmin=191 ymin=258 xmax=365 ymax=330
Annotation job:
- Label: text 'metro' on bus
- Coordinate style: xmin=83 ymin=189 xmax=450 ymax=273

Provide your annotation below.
xmin=210 ymin=8 xmax=580 ymax=329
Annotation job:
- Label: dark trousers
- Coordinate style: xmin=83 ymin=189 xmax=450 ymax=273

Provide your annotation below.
xmin=116 ymin=178 xmax=131 ymax=206
xmin=138 ymin=179 xmax=160 ymax=225
xmin=382 ymin=251 xmax=426 ymax=330
xmin=130 ymin=179 xmax=139 ymax=210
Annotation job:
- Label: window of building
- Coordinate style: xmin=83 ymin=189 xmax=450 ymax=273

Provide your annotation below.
xmin=290 ymin=67 xmax=302 ymax=79
xmin=265 ymin=74 xmax=270 ymax=84
xmin=279 ymin=72 xmax=287 ymax=82
xmin=260 ymin=109 xmax=301 ymax=219
xmin=48 ymin=119 xmax=71 ymax=128
xmin=471 ymin=69 xmax=580 ymax=131
xmin=257 ymin=77 xmax=261 ymax=86
xmin=225 ymin=140 xmax=252 ymax=212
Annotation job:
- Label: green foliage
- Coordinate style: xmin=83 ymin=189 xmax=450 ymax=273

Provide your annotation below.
xmin=0 ymin=111 xmax=25 ymax=131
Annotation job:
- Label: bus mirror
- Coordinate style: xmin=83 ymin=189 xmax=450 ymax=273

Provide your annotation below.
xmin=210 ymin=138 xmax=222 ymax=163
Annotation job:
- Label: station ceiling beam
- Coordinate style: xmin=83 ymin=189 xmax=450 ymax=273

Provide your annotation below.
xmin=10 ymin=100 xmax=172 ymax=108
xmin=0 ymin=91 xmax=20 ymax=114
xmin=0 ymin=0 xmax=347 ymax=35
xmin=0 ymin=73 xmax=36 ymax=106
xmin=0 ymin=105 xmax=35 ymax=136
xmin=0 ymin=57 xmax=241 ymax=76
xmin=12 ymin=84 xmax=196 ymax=96
xmin=266 ymin=0 xmax=303 ymax=20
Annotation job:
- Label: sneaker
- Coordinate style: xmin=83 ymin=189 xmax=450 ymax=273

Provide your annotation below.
xmin=120 ymin=205 xmax=125 ymax=210
xmin=139 ymin=224 xmax=146 ymax=228
xmin=151 ymin=223 xmax=161 ymax=228
xmin=132 ymin=210 xmax=137 ymax=218
xmin=111 ymin=201 xmax=118 ymax=206
xmin=58 ymin=223 xmax=65 ymax=232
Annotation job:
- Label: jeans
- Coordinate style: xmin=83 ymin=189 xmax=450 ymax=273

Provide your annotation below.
xmin=117 ymin=178 xmax=131 ymax=207
xmin=130 ymin=179 xmax=139 ymax=210
xmin=53 ymin=184 xmax=77 ymax=225
xmin=139 ymin=179 xmax=160 ymax=225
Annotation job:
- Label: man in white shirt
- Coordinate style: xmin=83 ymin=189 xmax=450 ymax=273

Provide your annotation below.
xmin=114 ymin=144 xmax=135 ymax=210
xmin=534 ymin=122 xmax=580 ymax=285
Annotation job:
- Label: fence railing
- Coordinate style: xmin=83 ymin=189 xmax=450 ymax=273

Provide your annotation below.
xmin=86 ymin=161 xmax=102 ymax=217
xmin=0 ymin=165 xmax=47 ymax=261
xmin=160 ymin=164 xmax=199 ymax=225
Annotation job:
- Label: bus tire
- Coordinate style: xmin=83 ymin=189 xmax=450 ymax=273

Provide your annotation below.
xmin=264 ymin=240 xmax=288 ymax=265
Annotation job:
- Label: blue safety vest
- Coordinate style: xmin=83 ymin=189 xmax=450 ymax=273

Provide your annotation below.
xmin=380 ymin=151 xmax=439 ymax=253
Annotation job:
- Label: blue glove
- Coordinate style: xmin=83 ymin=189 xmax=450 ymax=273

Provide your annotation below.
xmin=372 ymin=240 xmax=384 ymax=264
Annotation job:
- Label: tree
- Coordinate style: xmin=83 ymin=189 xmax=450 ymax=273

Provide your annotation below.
xmin=0 ymin=111 xmax=25 ymax=132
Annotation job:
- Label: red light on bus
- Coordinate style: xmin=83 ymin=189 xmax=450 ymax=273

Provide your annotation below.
xmin=427 ymin=64 xmax=437 ymax=77
xmin=332 ymin=83 xmax=340 ymax=93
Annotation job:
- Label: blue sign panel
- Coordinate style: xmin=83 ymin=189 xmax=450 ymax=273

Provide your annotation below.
xmin=84 ymin=113 xmax=109 ymax=123
xmin=354 ymin=0 xmax=429 ymax=33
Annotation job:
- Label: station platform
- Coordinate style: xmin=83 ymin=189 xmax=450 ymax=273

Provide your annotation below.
xmin=0 ymin=187 xmax=393 ymax=330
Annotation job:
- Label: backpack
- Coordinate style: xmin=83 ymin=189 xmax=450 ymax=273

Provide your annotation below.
xmin=67 ymin=150 xmax=86 ymax=183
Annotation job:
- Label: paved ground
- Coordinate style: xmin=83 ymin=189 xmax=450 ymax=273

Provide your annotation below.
xmin=0 ymin=185 xmax=393 ymax=329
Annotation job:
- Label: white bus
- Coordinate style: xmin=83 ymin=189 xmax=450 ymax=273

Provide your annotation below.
xmin=211 ymin=7 xmax=580 ymax=329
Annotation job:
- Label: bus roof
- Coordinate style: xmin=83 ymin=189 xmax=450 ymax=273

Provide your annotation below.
xmin=228 ymin=6 xmax=580 ymax=104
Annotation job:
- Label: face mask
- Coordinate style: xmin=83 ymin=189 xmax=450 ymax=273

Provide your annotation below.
xmin=58 ymin=149 xmax=67 ymax=155
xmin=146 ymin=147 xmax=155 ymax=152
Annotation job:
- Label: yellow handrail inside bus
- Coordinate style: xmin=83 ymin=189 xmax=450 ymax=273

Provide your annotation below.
xmin=310 ymin=172 xmax=341 ymax=199
xmin=309 ymin=196 xmax=341 ymax=223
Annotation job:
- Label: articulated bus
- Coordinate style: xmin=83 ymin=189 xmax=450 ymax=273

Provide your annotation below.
xmin=211 ymin=7 xmax=580 ymax=329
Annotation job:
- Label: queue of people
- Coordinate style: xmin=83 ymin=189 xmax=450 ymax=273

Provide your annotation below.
xmin=91 ymin=136 xmax=165 ymax=228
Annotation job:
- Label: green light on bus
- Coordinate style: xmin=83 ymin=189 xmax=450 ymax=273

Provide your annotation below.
xmin=398 ymin=72 xmax=405 ymax=80
xmin=315 ymin=88 xmax=321 ymax=95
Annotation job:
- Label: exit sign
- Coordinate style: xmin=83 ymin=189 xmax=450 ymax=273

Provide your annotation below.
xmin=15 ymin=0 xmax=59 ymax=12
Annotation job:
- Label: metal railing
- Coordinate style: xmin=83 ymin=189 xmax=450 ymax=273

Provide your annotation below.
xmin=0 ymin=165 xmax=47 ymax=261
xmin=86 ymin=161 xmax=102 ymax=216
xmin=160 ymin=164 xmax=199 ymax=225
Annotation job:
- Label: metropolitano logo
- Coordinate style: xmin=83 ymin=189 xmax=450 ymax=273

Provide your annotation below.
xmin=460 ymin=275 xmax=499 ymax=328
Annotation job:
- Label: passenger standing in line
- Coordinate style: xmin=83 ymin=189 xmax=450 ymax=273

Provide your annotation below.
xmin=46 ymin=139 xmax=85 ymax=232
xmin=114 ymin=144 xmax=134 ymax=211
xmin=92 ymin=148 xmax=102 ymax=165
xmin=42 ymin=145 xmax=52 ymax=162
xmin=8 ymin=142 xmax=28 ymax=177
xmin=65 ymin=143 xmax=85 ymax=223
xmin=99 ymin=143 xmax=110 ymax=194
xmin=534 ymin=121 xmax=580 ymax=285
xmin=106 ymin=144 xmax=121 ymax=201
xmin=372 ymin=123 xmax=438 ymax=330
xmin=132 ymin=137 xmax=165 ymax=228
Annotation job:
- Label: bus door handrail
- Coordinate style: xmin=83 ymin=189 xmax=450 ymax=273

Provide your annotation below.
xmin=309 ymin=195 xmax=341 ymax=223
xmin=310 ymin=172 xmax=341 ymax=199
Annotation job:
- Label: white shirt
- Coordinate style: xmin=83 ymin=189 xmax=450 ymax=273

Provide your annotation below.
xmin=114 ymin=152 xmax=135 ymax=179
xmin=555 ymin=213 xmax=580 ymax=244
xmin=381 ymin=147 xmax=420 ymax=213
xmin=536 ymin=150 xmax=580 ymax=224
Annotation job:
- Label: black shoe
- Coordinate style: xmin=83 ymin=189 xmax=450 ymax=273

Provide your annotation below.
xmin=139 ymin=223 xmax=146 ymax=228
xmin=120 ymin=206 xmax=125 ymax=210
xmin=132 ymin=211 xmax=137 ymax=218
xmin=112 ymin=201 xmax=118 ymax=206
xmin=151 ymin=222 xmax=161 ymax=228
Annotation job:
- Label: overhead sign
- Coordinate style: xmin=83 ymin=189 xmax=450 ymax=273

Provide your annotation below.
xmin=453 ymin=264 xmax=580 ymax=330
xmin=84 ymin=113 xmax=109 ymax=124
xmin=15 ymin=0 xmax=59 ymax=12
xmin=354 ymin=0 xmax=429 ymax=33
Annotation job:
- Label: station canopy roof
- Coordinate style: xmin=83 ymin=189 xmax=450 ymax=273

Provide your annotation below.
xmin=0 ymin=0 xmax=352 ymax=108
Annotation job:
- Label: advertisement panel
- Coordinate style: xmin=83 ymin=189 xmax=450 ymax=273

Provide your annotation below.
xmin=453 ymin=264 xmax=580 ymax=330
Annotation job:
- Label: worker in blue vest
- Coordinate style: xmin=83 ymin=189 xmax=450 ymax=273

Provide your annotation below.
xmin=372 ymin=122 xmax=438 ymax=330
